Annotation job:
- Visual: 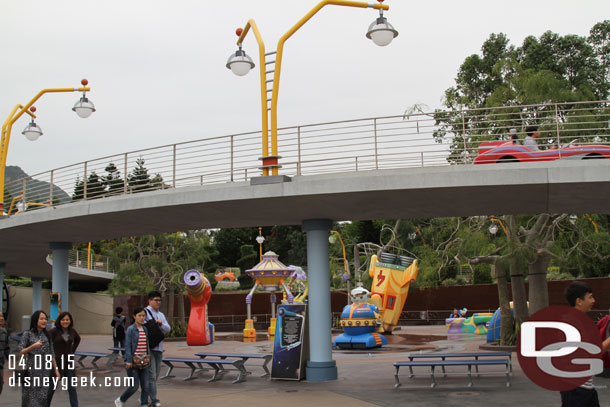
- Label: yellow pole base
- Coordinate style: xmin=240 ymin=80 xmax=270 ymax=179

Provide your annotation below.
xmin=243 ymin=319 xmax=257 ymax=338
xmin=268 ymin=317 xmax=277 ymax=336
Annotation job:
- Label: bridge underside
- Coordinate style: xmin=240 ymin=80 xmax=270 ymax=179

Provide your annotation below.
xmin=2 ymin=160 xmax=609 ymax=278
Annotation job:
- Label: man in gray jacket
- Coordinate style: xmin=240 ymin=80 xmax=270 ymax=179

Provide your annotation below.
xmin=145 ymin=291 xmax=171 ymax=407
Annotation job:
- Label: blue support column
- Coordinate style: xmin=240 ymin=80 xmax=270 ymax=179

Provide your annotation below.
xmin=32 ymin=278 xmax=43 ymax=313
xmin=50 ymin=242 xmax=72 ymax=312
xmin=302 ymin=219 xmax=337 ymax=381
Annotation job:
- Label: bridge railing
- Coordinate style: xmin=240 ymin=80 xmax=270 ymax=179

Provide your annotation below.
xmin=67 ymin=249 xmax=120 ymax=274
xmin=5 ymin=100 xmax=610 ymax=212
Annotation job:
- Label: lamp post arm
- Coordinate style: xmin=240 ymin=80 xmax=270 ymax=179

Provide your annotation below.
xmin=0 ymin=86 xmax=90 ymax=210
xmin=237 ymin=20 xmax=270 ymax=176
xmin=270 ymin=0 xmax=389 ymax=174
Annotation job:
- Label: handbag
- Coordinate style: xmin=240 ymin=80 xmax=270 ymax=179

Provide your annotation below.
xmin=144 ymin=309 xmax=165 ymax=349
xmin=132 ymin=354 xmax=150 ymax=369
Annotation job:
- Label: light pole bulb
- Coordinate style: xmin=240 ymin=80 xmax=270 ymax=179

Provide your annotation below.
xmin=72 ymin=95 xmax=96 ymax=118
xmin=22 ymin=120 xmax=43 ymax=141
xmin=366 ymin=11 xmax=398 ymax=47
xmin=489 ymin=223 xmax=499 ymax=235
xmin=226 ymin=47 xmax=255 ymax=76
xmin=569 ymin=214 xmax=578 ymax=225
xmin=256 ymin=235 xmax=265 ymax=245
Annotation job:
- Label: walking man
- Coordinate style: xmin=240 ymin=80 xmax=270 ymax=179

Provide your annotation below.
xmin=561 ymin=281 xmax=610 ymax=406
xmin=145 ymin=291 xmax=170 ymax=407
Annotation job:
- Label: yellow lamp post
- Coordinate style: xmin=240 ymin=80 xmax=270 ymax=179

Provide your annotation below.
xmin=256 ymin=227 xmax=265 ymax=261
xmin=226 ymin=0 xmax=398 ymax=177
xmin=329 ymin=229 xmax=352 ymax=304
xmin=0 ymin=79 xmax=95 ymax=213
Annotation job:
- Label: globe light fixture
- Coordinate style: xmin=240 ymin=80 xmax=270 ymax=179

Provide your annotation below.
xmin=569 ymin=214 xmax=578 ymax=225
xmin=22 ymin=118 xmax=43 ymax=141
xmin=72 ymin=79 xmax=96 ymax=118
xmin=16 ymin=201 xmax=26 ymax=213
xmin=256 ymin=227 xmax=265 ymax=261
xmin=366 ymin=7 xmax=398 ymax=47
xmin=489 ymin=223 xmax=499 ymax=235
xmin=226 ymin=45 xmax=255 ymax=77
xmin=328 ymin=234 xmax=337 ymax=244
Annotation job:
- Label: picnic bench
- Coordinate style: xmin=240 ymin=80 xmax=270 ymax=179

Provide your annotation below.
xmin=394 ymin=352 xmax=512 ymax=388
xmin=161 ymin=357 xmax=247 ymax=383
xmin=74 ymin=351 xmax=119 ymax=370
xmin=194 ymin=352 xmax=272 ymax=377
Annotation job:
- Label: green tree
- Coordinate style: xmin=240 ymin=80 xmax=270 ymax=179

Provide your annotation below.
xmin=128 ymin=157 xmax=152 ymax=192
xmin=104 ymin=162 xmax=124 ymax=196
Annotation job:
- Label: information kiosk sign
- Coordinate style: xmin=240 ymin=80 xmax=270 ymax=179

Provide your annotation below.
xmin=271 ymin=304 xmax=308 ymax=380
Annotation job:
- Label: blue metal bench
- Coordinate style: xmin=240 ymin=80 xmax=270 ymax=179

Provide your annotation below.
xmin=394 ymin=358 xmax=511 ymax=388
xmin=194 ymin=352 xmax=272 ymax=377
xmin=74 ymin=351 xmax=118 ymax=370
xmin=406 ymin=352 xmax=513 ymax=377
xmin=161 ymin=357 xmax=247 ymax=383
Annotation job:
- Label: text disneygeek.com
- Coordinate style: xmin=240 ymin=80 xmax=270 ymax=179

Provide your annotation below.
xmin=9 ymin=372 xmax=135 ymax=390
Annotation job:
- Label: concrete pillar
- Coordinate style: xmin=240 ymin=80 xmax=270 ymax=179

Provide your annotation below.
xmin=50 ymin=242 xmax=72 ymax=312
xmin=0 ymin=263 xmax=4 ymax=314
xmin=32 ymin=278 xmax=43 ymax=313
xmin=302 ymin=219 xmax=337 ymax=382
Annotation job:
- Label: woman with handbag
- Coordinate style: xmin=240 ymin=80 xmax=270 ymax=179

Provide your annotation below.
xmin=115 ymin=307 xmax=150 ymax=407
xmin=48 ymin=311 xmax=81 ymax=406
xmin=18 ymin=310 xmax=61 ymax=407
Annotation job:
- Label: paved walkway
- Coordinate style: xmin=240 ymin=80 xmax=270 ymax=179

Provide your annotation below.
xmin=3 ymin=326 xmax=608 ymax=406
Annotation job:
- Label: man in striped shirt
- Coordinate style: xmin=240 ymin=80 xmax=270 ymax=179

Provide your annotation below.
xmin=560 ymin=282 xmax=610 ymax=406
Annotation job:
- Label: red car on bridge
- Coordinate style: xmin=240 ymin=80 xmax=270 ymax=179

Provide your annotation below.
xmin=473 ymin=141 xmax=610 ymax=164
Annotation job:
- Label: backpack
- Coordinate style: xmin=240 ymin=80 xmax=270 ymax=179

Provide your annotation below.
xmin=144 ymin=309 xmax=166 ymax=349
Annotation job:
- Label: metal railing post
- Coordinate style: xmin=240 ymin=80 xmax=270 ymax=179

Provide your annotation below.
xmin=123 ymin=153 xmax=128 ymax=193
xmin=297 ymin=126 xmax=302 ymax=176
xmin=49 ymin=170 xmax=54 ymax=204
xmin=374 ymin=118 xmax=379 ymax=170
xmin=421 ymin=152 xmax=424 ymax=167
xmin=172 ymin=144 xmax=177 ymax=188
xmin=555 ymin=103 xmax=562 ymax=159
xmin=83 ymin=162 xmax=88 ymax=199
xmin=230 ymin=136 xmax=234 ymax=181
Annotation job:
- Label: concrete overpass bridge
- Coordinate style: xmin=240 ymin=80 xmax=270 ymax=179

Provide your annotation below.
xmin=3 ymin=101 xmax=610 ymax=381
xmin=2 ymin=159 xmax=610 ymax=279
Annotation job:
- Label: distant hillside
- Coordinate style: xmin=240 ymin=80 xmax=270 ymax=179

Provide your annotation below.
xmin=4 ymin=165 xmax=70 ymax=204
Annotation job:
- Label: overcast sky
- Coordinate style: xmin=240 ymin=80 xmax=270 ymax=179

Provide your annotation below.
xmin=1 ymin=0 xmax=608 ymax=176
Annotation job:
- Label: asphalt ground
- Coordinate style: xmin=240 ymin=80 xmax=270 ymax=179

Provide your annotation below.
xmin=2 ymin=325 xmax=609 ymax=406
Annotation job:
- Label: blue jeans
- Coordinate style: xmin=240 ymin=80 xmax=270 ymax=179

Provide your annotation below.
xmin=120 ymin=367 xmax=149 ymax=406
xmin=47 ymin=369 xmax=78 ymax=407
xmin=148 ymin=350 xmax=162 ymax=404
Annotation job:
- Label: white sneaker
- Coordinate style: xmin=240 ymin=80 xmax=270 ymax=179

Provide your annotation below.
xmin=114 ymin=397 xmax=124 ymax=407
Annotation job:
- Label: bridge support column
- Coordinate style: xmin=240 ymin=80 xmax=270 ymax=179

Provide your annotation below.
xmin=32 ymin=278 xmax=43 ymax=313
xmin=50 ymin=242 xmax=72 ymax=312
xmin=0 ymin=263 xmax=4 ymax=314
xmin=302 ymin=219 xmax=337 ymax=382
